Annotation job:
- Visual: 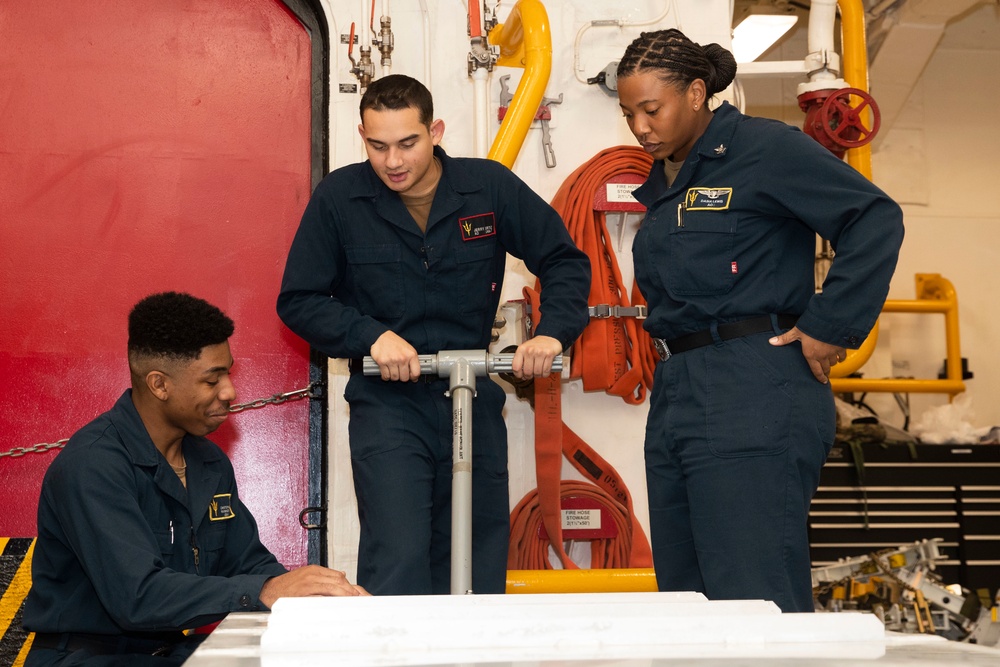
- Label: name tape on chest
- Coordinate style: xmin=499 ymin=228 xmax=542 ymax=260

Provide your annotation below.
xmin=459 ymin=212 xmax=496 ymax=241
xmin=685 ymin=187 xmax=733 ymax=211
xmin=209 ymin=493 xmax=235 ymax=521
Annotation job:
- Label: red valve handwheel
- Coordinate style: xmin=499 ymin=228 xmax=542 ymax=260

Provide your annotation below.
xmin=818 ymin=87 xmax=881 ymax=149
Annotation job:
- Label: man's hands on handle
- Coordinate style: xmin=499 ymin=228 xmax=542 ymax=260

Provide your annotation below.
xmin=259 ymin=565 xmax=368 ymax=608
xmin=769 ymin=326 xmax=847 ymax=384
xmin=511 ymin=335 xmax=563 ymax=379
xmin=370 ymin=331 xmax=564 ymax=382
xmin=370 ymin=331 xmax=422 ymax=382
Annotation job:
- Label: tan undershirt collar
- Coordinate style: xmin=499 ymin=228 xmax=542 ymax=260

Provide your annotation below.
xmin=400 ymin=157 xmax=441 ymax=233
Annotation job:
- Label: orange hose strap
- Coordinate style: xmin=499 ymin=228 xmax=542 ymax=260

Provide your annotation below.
xmin=515 ymin=286 xmax=652 ymax=569
xmin=513 ymin=148 xmax=660 ymax=572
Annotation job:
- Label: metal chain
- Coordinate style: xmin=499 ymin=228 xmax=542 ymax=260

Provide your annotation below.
xmin=0 ymin=439 xmax=70 ymax=459
xmin=227 ymin=381 xmax=324 ymax=413
xmin=1 ymin=382 xmax=324 ymax=459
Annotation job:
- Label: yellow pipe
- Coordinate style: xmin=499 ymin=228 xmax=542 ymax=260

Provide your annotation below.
xmin=838 ymin=0 xmax=873 ymax=181
xmin=829 ymin=320 xmax=879 ymax=378
xmin=886 ymin=273 xmax=965 ymax=395
xmin=507 ymin=568 xmax=656 ymax=594
xmin=830 ymin=274 xmax=966 ymax=397
xmin=828 ymin=377 xmax=965 ymax=395
xmin=486 ymin=0 xmax=552 ymax=168
xmin=828 ymin=0 xmax=876 ymax=377
xmin=883 ymin=300 xmax=954 ymax=314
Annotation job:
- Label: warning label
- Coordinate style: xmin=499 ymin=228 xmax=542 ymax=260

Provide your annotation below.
xmin=561 ymin=509 xmax=601 ymax=530
xmin=605 ymin=183 xmax=640 ymax=204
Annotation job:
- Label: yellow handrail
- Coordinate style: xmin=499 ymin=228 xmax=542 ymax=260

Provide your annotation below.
xmin=486 ymin=0 xmax=552 ymax=168
xmin=830 ymin=274 xmax=966 ymax=396
xmin=829 ymin=320 xmax=880 ymax=378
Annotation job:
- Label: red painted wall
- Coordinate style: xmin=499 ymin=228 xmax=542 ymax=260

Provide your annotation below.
xmin=0 ymin=0 xmax=315 ymax=568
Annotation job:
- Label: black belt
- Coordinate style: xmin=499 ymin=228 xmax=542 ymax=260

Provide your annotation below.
xmin=653 ymin=315 xmax=798 ymax=360
xmin=31 ymin=631 xmax=186 ymax=657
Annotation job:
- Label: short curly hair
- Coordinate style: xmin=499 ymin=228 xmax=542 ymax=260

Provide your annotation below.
xmin=360 ymin=74 xmax=434 ymax=127
xmin=128 ymin=291 xmax=234 ymax=361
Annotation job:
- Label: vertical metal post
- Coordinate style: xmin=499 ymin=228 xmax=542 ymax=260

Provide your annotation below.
xmin=447 ymin=357 xmax=476 ymax=594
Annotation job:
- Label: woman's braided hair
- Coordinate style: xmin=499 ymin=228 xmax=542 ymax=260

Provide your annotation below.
xmin=617 ymin=29 xmax=737 ymax=98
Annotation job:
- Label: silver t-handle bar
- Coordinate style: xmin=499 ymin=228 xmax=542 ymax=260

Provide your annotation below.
xmin=361 ymin=350 xmax=563 ymax=377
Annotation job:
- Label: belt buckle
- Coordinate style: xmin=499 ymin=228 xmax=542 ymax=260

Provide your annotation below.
xmin=653 ymin=338 xmax=671 ymax=361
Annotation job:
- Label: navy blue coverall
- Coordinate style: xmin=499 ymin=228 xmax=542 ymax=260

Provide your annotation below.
xmin=277 ymin=146 xmax=590 ymax=595
xmin=23 ymin=390 xmax=287 ymax=666
xmin=631 ymin=102 xmax=904 ymax=612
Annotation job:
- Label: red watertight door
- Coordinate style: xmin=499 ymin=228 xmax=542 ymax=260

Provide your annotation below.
xmin=0 ymin=0 xmax=320 ymax=569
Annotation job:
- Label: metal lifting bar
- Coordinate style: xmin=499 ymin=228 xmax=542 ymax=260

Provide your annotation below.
xmin=363 ymin=350 xmax=562 ymax=594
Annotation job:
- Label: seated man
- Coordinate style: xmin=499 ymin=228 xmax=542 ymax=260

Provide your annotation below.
xmin=23 ymin=292 xmax=365 ymax=666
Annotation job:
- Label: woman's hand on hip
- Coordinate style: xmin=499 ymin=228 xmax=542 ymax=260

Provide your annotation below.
xmin=769 ymin=326 xmax=847 ymax=384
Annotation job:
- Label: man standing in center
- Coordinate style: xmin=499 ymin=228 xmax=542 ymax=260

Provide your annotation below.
xmin=277 ymin=75 xmax=590 ymax=595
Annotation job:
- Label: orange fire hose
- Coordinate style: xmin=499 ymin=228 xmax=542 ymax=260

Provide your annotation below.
xmin=509 ymin=146 xmax=657 ymax=571
xmin=509 ymin=481 xmax=638 ymax=570
xmin=552 ymin=145 xmax=657 ymax=401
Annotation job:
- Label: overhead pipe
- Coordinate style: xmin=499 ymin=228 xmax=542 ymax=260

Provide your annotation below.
xmin=369 ymin=1 xmax=377 ymax=51
xmin=837 ymin=0 xmax=874 ymax=180
xmin=358 ymin=0 xmax=370 ymax=55
xmin=348 ymin=1 xmax=375 ymax=91
xmin=471 ymin=67 xmax=491 ymax=158
xmin=371 ymin=0 xmax=393 ymax=77
xmin=468 ymin=0 xmax=492 ymax=158
xmin=804 ymin=0 xmax=841 ymax=89
xmin=571 ymin=2 xmax=674 ymax=85
xmin=418 ymin=0 xmax=431 ymax=87
xmin=486 ymin=0 xmax=552 ymax=168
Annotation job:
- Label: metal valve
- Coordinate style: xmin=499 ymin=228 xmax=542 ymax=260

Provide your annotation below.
xmin=798 ymin=87 xmax=881 ymax=157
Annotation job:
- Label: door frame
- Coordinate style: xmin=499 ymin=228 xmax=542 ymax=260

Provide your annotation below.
xmin=281 ymin=0 xmax=330 ymax=566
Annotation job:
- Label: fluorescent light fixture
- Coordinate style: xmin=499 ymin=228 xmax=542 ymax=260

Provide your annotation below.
xmin=731 ymin=13 xmax=799 ymax=63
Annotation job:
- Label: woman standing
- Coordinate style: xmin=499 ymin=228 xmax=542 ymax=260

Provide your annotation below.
xmin=616 ymin=29 xmax=903 ymax=612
